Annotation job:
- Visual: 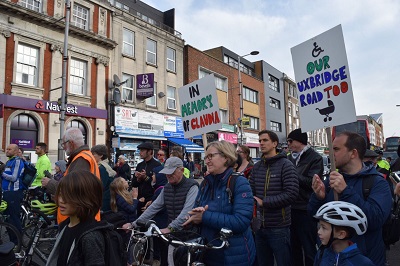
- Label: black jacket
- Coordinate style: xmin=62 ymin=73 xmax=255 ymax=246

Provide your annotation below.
xmin=288 ymin=148 xmax=323 ymax=210
xmin=250 ymin=153 xmax=299 ymax=228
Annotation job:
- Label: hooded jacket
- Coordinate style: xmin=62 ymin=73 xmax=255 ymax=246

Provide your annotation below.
xmin=195 ymin=167 xmax=255 ymax=266
xmin=308 ymin=164 xmax=392 ymax=266
xmin=314 ymin=243 xmax=375 ymax=266
xmin=250 ymin=152 xmax=299 ymax=227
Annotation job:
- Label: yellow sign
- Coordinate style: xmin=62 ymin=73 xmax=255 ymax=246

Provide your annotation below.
xmin=242 ymin=117 xmax=250 ymax=128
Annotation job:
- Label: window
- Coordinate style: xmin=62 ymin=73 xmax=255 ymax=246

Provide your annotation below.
xmin=16 ymin=43 xmax=39 ymax=86
xmin=20 ymin=0 xmax=41 ymax=12
xmin=69 ymin=58 xmax=87 ymax=95
xmin=270 ymin=121 xmax=282 ymax=132
xmin=67 ymin=120 xmax=87 ymax=144
xmin=219 ymin=109 xmax=228 ymax=124
xmin=199 ymin=69 xmax=227 ymax=92
xmin=72 ymin=4 xmax=89 ymax=30
xmin=123 ymin=28 xmax=134 ymax=56
xmin=146 ymin=82 xmax=157 ymax=106
xmin=268 ymin=75 xmax=279 ymax=92
xmin=146 ymin=39 xmax=157 ymax=65
xmin=122 ymin=73 xmax=133 ymax=102
xmin=167 ymin=86 xmax=176 ymax=110
xmin=269 ymin=97 xmax=281 ymax=109
xmin=243 ymin=87 xmax=258 ymax=103
xmin=289 ymin=83 xmax=297 ymax=98
xmin=288 ymin=101 xmax=292 ymax=116
xmin=167 ymin=47 xmax=176 ymax=72
xmin=249 ymin=116 xmax=259 ymax=130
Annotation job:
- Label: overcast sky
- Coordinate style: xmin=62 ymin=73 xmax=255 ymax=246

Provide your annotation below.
xmin=145 ymin=0 xmax=400 ymax=139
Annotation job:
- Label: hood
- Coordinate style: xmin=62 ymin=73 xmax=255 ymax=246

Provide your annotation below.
xmin=341 ymin=163 xmax=382 ymax=179
xmin=99 ymin=159 xmax=117 ymax=177
xmin=55 ymin=160 xmax=67 ymax=173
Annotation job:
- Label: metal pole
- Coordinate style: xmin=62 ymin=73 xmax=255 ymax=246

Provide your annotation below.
xmin=238 ymin=56 xmax=243 ymax=145
xmin=58 ymin=0 xmax=70 ymax=160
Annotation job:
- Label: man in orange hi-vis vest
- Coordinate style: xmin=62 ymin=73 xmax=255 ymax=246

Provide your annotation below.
xmin=41 ymin=127 xmax=100 ymax=223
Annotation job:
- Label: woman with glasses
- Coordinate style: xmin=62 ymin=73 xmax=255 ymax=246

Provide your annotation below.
xmin=236 ymin=145 xmax=254 ymax=179
xmin=183 ymin=140 xmax=255 ymax=266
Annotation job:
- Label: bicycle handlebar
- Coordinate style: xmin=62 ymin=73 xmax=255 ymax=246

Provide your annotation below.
xmin=135 ymin=220 xmax=232 ymax=250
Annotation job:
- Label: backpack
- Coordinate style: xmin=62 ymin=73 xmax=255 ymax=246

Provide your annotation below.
xmin=362 ymin=176 xmax=400 ymax=246
xmin=21 ymin=161 xmax=37 ymax=189
xmin=102 ymin=226 xmax=127 ymax=266
xmin=198 ymin=172 xmax=240 ymax=205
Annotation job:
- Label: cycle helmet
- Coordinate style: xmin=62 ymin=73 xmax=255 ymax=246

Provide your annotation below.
xmin=0 ymin=200 xmax=7 ymax=212
xmin=30 ymin=200 xmax=57 ymax=215
xmin=314 ymin=201 xmax=367 ymax=235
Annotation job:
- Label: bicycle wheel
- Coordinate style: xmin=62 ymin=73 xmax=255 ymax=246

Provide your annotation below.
xmin=0 ymin=221 xmax=22 ymax=252
xmin=132 ymin=236 xmax=153 ymax=265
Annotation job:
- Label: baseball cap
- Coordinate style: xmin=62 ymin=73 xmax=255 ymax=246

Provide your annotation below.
xmin=159 ymin=157 xmax=183 ymax=175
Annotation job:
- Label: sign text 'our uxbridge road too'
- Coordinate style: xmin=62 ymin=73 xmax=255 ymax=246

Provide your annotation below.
xmin=181 ymin=84 xmax=220 ymax=132
xmin=296 ymin=55 xmax=349 ymax=107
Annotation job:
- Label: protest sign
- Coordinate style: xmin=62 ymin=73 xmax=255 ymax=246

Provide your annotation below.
xmin=178 ymin=74 xmax=221 ymax=138
xmin=291 ymin=24 xmax=356 ymax=132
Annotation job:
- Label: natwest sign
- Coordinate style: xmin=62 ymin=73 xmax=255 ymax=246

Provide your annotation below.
xmin=35 ymin=100 xmax=78 ymax=114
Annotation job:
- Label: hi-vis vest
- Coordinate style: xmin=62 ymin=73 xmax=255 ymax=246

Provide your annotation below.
xmin=57 ymin=150 xmax=100 ymax=224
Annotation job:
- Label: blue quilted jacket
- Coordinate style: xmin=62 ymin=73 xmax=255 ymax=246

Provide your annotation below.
xmin=194 ymin=167 xmax=255 ymax=266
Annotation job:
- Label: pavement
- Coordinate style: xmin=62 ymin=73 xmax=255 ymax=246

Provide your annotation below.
xmin=387 ymin=241 xmax=400 ymax=265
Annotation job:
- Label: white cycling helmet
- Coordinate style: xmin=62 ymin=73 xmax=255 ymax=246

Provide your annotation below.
xmin=314 ymin=201 xmax=368 ymax=236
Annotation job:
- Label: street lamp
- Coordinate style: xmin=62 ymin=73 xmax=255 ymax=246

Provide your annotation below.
xmin=238 ymin=50 xmax=259 ymax=145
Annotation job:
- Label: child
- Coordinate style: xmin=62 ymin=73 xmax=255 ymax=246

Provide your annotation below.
xmin=110 ymin=177 xmax=138 ymax=223
xmin=313 ymin=201 xmax=374 ymax=266
xmin=46 ymin=170 xmax=111 ymax=266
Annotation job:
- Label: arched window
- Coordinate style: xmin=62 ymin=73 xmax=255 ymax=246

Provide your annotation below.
xmin=11 ymin=114 xmax=38 ymax=150
xmin=67 ymin=120 xmax=87 ymax=145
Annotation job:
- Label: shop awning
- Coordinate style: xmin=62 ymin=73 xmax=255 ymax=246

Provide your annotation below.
xmin=118 ymin=134 xmax=167 ymax=141
xmin=167 ymin=138 xmax=204 ymax=153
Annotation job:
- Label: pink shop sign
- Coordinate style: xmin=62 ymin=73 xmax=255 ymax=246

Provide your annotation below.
xmin=218 ymin=132 xmax=237 ymax=144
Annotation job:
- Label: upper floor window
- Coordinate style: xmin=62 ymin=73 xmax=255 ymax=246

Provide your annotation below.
xmin=69 ymin=58 xmax=87 ymax=95
xmin=199 ymin=69 xmax=227 ymax=92
xmin=243 ymin=87 xmax=258 ymax=103
xmin=269 ymin=75 xmax=279 ymax=92
xmin=122 ymin=73 xmax=134 ymax=102
xmin=167 ymin=86 xmax=176 ymax=110
xmin=270 ymin=121 xmax=282 ymax=132
xmin=269 ymin=97 xmax=281 ymax=109
xmin=20 ymin=0 xmax=41 ymax=12
xmin=16 ymin=43 xmax=39 ymax=86
xmin=219 ymin=109 xmax=228 ymax=124
xmin=288 ymin=83 xmax=297 ymax=98
xmin=123 ymin=28 xmax=134 ymax=56
xmin=146 ymin=39 xmax=157 ymax=65
xmin=249 ymin=116 xmax=259 ymax=130
xmin=167 ymin=47 xmax=176 ymax=72
xmin=72 ymin=4 xmax=89 ymax=30
xmin=146 ymin=82 xmax=157 ymax=107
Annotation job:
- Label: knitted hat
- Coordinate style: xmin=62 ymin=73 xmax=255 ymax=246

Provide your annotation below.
xmin=287 ymin=128 xmax=308 ymax=145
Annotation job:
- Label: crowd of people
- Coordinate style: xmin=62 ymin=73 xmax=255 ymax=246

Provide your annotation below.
xmin=1 ymin=126 xmax=400 ymax=266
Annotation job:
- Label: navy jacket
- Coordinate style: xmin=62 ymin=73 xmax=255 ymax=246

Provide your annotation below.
xmin=116 ymin=194 xmax=138 ymax=222
xmin=308 ymin=164 xmax=392 ymax=266
xmin=250 ymin=153 xmax=299 ymax=227
xmin=195 ymin=168 xmax=255 ymax=266
xmin=314 ymin=243 xmax=374 ymax=266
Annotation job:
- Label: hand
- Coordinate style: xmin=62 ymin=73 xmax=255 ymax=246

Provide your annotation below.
xmin=142 ymin=200 xmax=152 ymax=211
xmin=254 ymin=196 xmax=263 ymax=207
xmin=394 ymin=183 xmax=400 ymax=196
xmin=131 ymin=187 xmax=138 ymax=199
xmin=121 ymin=223 xmax=133 ymax=232
xmin=329 ymin=171 xmax=347 ymax=194
xmin=160 ymin=227 xmax=171 ymax=234
xmin=312 ymin=174 xmax=326 ymax=200
xmin=139 ymin=197 xmax=145 ymax=203
xmin=41 ymin=177 xmax=51 ymax=187
xmin=182 ymin=205 xmax=208 ymax=226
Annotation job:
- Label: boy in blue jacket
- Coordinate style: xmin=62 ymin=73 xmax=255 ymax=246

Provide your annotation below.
xmin=313 ymin=201 xmax=374 ymax=266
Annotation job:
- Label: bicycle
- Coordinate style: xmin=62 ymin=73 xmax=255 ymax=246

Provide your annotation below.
xmin=0 ymin=199 xmax=23 ymax=253
xmin=16 ymin=208 xmax=55 ymax=266
xmin=122 ymin=221 xmax=232 ymax=266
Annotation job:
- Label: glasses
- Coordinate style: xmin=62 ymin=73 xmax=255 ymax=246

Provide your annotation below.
xmin=287 ymin=139 xmax=293 ymax=144
xmin=61 ymin=140 xmax=69 ymax=147
xmin=205 ymin=152 xmax=222 ymax=160
xmin=157 ymin=153 xmax=165 ymax=156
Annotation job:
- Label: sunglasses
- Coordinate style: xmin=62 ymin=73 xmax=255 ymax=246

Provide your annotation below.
xmin=157 ymin=153 xmax=164 ymax=156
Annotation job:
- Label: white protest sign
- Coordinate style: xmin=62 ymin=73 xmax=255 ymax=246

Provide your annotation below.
xmin=178 ymin=74 xmax=221 ymax=138
xmin=291 ymin=24 xmax=356 ymax=132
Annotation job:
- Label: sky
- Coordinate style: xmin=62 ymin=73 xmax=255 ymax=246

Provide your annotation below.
xmin=144 ymin=0 xmax=400 ymax=138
